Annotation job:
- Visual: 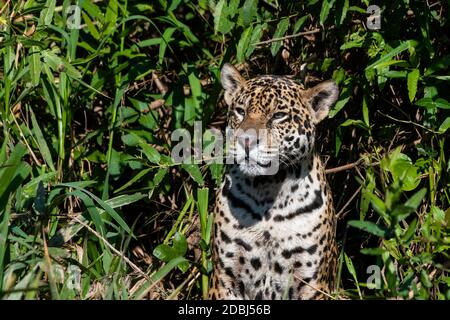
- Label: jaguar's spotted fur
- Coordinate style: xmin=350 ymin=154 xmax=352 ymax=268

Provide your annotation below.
xmin=209 ymin=64 xmax=339 ymax=300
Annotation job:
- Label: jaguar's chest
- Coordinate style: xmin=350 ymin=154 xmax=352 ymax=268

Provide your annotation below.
xmin=217 ymin=219 xmax=325 ymax=299
xmin=211 ymin=156 xmax=336 ymax=299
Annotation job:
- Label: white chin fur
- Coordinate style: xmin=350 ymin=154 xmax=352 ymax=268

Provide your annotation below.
xmin=233 ymin=144 xmax=279 ymax=176
xmin=238 ymin=160 xmax=279 ymax=176
xmin=239 ymin=163 xmax=266 ymax=176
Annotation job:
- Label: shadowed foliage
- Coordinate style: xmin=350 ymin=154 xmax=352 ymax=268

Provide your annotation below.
xmin=0 ymin=0 xmax=449 ymax=299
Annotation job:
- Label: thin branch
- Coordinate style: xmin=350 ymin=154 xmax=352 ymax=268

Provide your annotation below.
xmin=325 ymin=158 xmax=365 ymax=174
xmin=377 ymin=110 xmax=440 ymax=134
xmin=293 ymin=274 xmax=337 ymax=300
xmin=73 ymin=216 xmax=149 ymax=280
xmin=0 ymin=0 xmax=11 ymax=15
xmin=150 ymin=99 xmax=165 ymax=110
xmin=252 ymin=27 xmax=334 ymax=46
xmin=11 ymin=108 xmax=42 ymax=166
xmin=337 ymin=186 xmax=362 ymax=219
xmin=152 ymin=72 xmax=168 ymax=95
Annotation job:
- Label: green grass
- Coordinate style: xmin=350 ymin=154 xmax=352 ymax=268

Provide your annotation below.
xmin=0 ymin=0 xmax=449 ymax=300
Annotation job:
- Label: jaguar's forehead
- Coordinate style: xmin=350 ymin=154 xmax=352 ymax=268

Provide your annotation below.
xmin=233 ymin=75 xmax=305 ymax=112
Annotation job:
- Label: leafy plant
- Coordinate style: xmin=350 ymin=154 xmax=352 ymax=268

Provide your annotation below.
xmin=0 ymin=0 xmax=449 ymax=300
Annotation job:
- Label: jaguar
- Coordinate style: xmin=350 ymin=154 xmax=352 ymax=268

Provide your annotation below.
xmin=209 ymin=63 xmax=339 ymax=300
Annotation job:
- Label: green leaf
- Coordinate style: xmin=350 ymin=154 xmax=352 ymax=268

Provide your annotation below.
xmin=438 ymin=117 xmax=450 ymax=134
xmin=41 ymin=50 xmax=81 ymax=79
xmin=188 ymin=69 xmax=202 ymax=123
xmin=0 ymin=195 xmax=11 ymax=293
xmin=121 ymin=133 xmax=140 ymax=147
xmin=40 ymin=0 xmax=56 ymax=25
xmin=197 ymin=187 xmax=209 ymax=237
xmin=159 ymin=27 xmax=177 ymax=65
xmin=431 ymin=206 xmax=446 ymax=225
xmin=56 ymin=183 xmax=132 ymax=234
xmin=340 ymin=32 xmax=365 ymax=50
xmin=435 ymin=98 xmax=450 ymax=109
xmin=109 ymin=149 xmax=121 ymax=176
xmin=168 ymin=0 xmax=183 ymax=11
xmin=407 ymin=69 xmax=420 ymax=102
xmin=33 ymin=182 xmax=46 ymax=216
xmin=375 ymin=60 xmax=409 ymax=70
xmin=212 ymin=0 xmax=225 ymax=21
xmin=133 ymin=100 xmax=158 ymax=125
xmin=362 ymin=95 xmax=370 ymax=128
xmin=386 ymin=150 xmax=420 ymax=192
xmin=153 ymin=168 xmax=167 ymax=187
xmin=238 ymin=0 xmax=258 ymax=27
xmin=115 ymin=168 xmax=152 ymax=193
xmin=319 ymin=0 xmax=336 ymax=25
xmin=0 ymin=144 xmax=30 ymax=201
xmin=329 ymin=84 xmax=351 ymax=118
xmin=391 ymin=204 xmax=415 ymax=222
xmin=131 ymin=256 xmax=188 ymax=300
xmin=416 ymin=97 xmax=450 ymax=110
xmin=213 ymin=0 xmax=234 ymax=34
xmin=344 ymin=252 xmax=361 ymax=298
xmin=209 ymin=162 xmax=224 ymax=185
xmin=82 ymin=11 xmax=100 ymax=40
xmin=30 ymin=109 xmax=56 ymax=172
xmin=360 ymin=248 xmax=385 ymax=255
xmin=366 ymin=40 xmax=419 ymax=70
xmin=71 ymin=190 xmax=106 ymax=237
xmin=270 ymin=17 xmax=289 ymax=56
xmin=402 ymin=218 xmax=418 ymax=243
xmin=153 ymin=244 xmax=177 ymax=262
xmin=182 ymin=163 xmax=204 ymax=185
xmin=360 ymin=171 xmax=375 ymax=220
xmin=420 ymin=270 xmax=433 ymax=289
xmin=293 ymin=16 xmax=308 ymax=34
xmin=383 ymin=238 xmax=401 ymax=260
xmin=340 ymin=119 xmax=369 ymax=131
xmin=178 ymin=260 xmax=191 ymax=273
xmin=337 ymin=0 xmax=349 ymax=25
xmin=154 ymin=232 xmax=188 ymax=273
xmin=404 ymin=188 xmax=427 ymax=212
xmin=237 ymin=26 xmax=253 ymax=62
xmin=138 ymin=142 xmax=161 ymax=164
xmin=105 ymin=193 xmax=147 ymax=209
xmin=246 ymin=23 xmax=265 ymax=58
xmin=104 ymin=0 xmax=118 ymax=35
xmin=334 ymin=127 xmax=342 ymax=156
xmin=173 ymin=232 xmax=188 ymax=257
xmin=4 ymin=266 xmax=39 ymax=300
xmin=348 ymin=220 xmax=388 ymax=238
xmin=382 ymin=70 xmax=408 ymax=78
xmin=28 ymin=46 xmax=42 ymax=87
xmin=424 ymin=54 xmax=450 ymax=76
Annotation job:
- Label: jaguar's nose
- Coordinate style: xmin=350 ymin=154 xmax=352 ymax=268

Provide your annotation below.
xmin=238 ymin=131 xmax=259 ymax=159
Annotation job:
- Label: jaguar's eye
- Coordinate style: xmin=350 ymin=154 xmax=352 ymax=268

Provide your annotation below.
xmin=234 ymin=107 xmax=246 ymax=117
xmin=272 ymin=112 xmax=287 ymax=120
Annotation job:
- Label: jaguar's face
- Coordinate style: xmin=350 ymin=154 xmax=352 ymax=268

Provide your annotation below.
xmin=221 ymin=64 xmax=338 ymax=176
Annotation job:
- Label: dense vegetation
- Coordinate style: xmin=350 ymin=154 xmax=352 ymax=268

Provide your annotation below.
xmin=0 ymin=0 xmax=449 ymax=300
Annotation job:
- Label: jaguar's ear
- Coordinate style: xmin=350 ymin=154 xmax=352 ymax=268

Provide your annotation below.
xmin=304 ymin=80 xmax=339 ymax=123
xmin=221 ymin=63 xmax=245 ymax=106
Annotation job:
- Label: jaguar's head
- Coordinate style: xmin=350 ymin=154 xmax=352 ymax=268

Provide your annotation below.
xmin=221 ymin=63 xmax=338 ymax=176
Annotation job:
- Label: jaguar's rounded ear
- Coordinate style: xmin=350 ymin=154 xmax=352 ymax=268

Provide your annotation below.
xmin=304 ymin=80 xmax=339 ymax=123
xmin=221 ymin=63 xmax=245 ymax=106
